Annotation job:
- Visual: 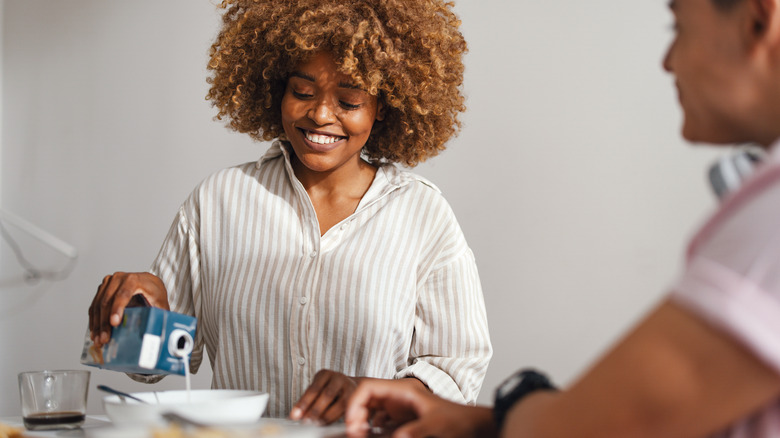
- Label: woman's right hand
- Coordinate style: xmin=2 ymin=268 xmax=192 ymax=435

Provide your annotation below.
xmin=88 ymin=272 xmax=170 ymax=348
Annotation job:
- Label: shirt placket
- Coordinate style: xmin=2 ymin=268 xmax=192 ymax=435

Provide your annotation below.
xmin=287 ymin=185 xmax=322 ymax=401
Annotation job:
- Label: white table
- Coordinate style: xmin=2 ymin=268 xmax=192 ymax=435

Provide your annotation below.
xmin=0 ymin=416 xmax=350 ymax=437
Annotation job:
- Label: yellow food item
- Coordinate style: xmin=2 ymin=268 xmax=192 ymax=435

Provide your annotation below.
xmin=150 ymin=423 xmax=288 ymax=438
xmin=0 ymin=422 xmax=24 ymax=438
xmin=151 ymin=425 xmax=239 ymax=438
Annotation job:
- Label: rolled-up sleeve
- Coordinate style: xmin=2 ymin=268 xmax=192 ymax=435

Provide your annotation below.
xmin=396 ymin=246 xmax=492 ymax=404
xmin=671 ymin=168 xmax=780 ymax=376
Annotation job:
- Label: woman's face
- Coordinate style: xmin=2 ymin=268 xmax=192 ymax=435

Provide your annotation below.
xmin=663 ymin=0 xmax=763 ymax=144
xmin=281 ymin=51 xmax=382 ymax=174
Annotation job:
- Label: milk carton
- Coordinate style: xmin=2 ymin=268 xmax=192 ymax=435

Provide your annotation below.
xmin=81 ymin=306 xmax=197 ymax=376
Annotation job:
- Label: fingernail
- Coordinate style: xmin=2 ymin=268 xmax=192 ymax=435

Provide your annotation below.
xmin=100 ymin=332 xmax=109 ymax=343
xmin=290 ymin=407 xmax=301 ymax=420
xmin=110 ymin=314 xmax=121 ymax=326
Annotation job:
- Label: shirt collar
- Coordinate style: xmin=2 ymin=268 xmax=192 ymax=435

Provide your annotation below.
xmin=257 ymin=140 xmax=287 ymax=165
xmin=768 ymin=138 xmax=780 ymax=163
xmin=255 ymin=140 xmax=441 ymax=195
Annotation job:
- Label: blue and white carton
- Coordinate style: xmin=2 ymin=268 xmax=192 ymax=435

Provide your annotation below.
xmin=81 ymin=306 xmax=197 ymax=376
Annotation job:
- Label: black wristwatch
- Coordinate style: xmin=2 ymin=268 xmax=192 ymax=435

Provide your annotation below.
xmin=493 ymin=369 xmax=557 ymax=433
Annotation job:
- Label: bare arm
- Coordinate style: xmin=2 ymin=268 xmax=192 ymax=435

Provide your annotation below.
xmin=503 ymin=299 xmax=780 ymax=438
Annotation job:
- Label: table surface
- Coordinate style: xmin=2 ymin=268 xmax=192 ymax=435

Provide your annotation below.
xmin=0 ymin=415 xmax=351 ymax=438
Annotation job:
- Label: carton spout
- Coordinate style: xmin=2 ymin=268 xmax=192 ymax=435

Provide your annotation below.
xmin=168 ymin=329 xmax=194 ymax=358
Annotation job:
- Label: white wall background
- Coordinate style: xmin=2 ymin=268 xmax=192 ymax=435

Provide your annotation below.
xmin=0 ymin=0 xmax=723 ymax=416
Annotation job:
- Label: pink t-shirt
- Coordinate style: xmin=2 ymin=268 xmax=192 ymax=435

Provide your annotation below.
xmin=672 ymin=143 xmax=780 ymax=437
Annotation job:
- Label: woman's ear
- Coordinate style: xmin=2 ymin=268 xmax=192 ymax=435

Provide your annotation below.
xmin=375 ymin=101 xmax=385 ymax=122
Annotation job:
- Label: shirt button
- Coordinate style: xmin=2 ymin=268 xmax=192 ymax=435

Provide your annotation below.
xmin=298 ymin=357 xmax=306 ymax=365
xmin=299 ymin=296 xmax=308 ymax=305
xmin=309 ymin=251 xmax=317 ymax=258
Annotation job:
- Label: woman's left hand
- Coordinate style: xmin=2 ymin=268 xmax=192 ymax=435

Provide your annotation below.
xmin=290 ymin=369 xmax=360 ymax=425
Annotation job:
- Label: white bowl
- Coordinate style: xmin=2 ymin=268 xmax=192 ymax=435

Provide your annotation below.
xmin=103 ymin=389 xmax=269 ymax=426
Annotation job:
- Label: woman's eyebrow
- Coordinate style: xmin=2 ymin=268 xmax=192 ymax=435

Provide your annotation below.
xmin=289 ymin=71 xmax=315 ymax=82
xmin=338 ymin=81 xmax=363 ymax=90
xmin=289 ymin=71 xmax=364 ymax=90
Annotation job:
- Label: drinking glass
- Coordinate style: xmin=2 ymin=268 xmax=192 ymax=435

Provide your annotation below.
xmin=18 ymin=370 xmax=90 ymax=430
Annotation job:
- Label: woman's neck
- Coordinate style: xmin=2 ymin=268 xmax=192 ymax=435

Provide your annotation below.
xmin=290 ymin=152 xmax=377 ymax=200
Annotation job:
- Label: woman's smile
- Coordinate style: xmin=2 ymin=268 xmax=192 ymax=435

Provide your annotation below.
xmin=299 ymin=128 xmax=347 ymax=151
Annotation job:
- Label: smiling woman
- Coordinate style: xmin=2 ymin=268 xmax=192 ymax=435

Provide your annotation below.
xmin=86 ymin=0 xmax=492 ymax=424
xmin=206 ymin=0 xmax=467 ymax=167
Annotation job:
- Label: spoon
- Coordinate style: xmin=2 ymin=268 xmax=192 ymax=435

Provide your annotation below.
xmin=97 ymin=384 xmax=149 ymax=404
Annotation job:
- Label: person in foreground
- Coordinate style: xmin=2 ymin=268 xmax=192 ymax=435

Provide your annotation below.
xmin=87 ymin=0 xmax=491 ymax=423
xmin=344 ymin=0 xmax=780 ymax=436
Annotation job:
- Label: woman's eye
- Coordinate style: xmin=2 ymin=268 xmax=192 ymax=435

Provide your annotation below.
xmin=292 ymin=90 xmax=313 ymax=99
xmin=340 ymin=101 xmax=361 ymax=110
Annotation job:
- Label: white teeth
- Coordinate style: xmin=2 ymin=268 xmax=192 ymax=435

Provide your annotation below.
xmin=304 ymin=130 xmax=342 ymax=144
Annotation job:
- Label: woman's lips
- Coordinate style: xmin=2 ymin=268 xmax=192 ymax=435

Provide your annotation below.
xmin=299 ymin=128 xmax=346 ymax=152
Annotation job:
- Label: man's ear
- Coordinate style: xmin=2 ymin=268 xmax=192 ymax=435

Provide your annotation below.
xmin=747 ymin=0 xmax=776 ymax=37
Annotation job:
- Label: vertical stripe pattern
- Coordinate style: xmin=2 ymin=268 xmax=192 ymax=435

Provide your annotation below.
xmin=148 ymin=141 xmax=492 ymax=417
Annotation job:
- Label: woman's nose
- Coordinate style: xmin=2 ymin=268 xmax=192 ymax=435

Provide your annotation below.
xmin=308 ymin=99 xmax=337 ymax=125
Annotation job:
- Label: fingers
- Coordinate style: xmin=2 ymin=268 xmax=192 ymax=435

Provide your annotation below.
xmin=90 ymin=274 xmax=123 ymax=347
xmin=302 ymin=379 xmax=344 ymax=424
xmin=346 ymin=379 xmax=435 ymax=437
xmin=291 ymin=370 xmax=331 ymax=421
xmin=291 ymin=370 xmax=357 ymax=424
xmin=318 ymin=395 xmax=348 ymax=425
xmin=88 ymin=275 xmax=110 ymax=342
xmin=345 ymin=383 xmax=380 ymax=432
xmin=88 ymin=272 xmax=169 ymax=348
xmin=345 ymin=383 xmax=374 ymax=432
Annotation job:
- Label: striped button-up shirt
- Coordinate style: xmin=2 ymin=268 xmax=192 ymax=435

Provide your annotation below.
xmin=146 ymin=141 xmax=492 ymax=417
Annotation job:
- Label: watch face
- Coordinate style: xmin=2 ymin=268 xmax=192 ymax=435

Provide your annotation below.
xmin=497 ymin=372 xmax=525 ymax=399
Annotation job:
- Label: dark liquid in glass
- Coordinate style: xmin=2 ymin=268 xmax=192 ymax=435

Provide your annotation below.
xmin=23 ymin=411 xmax=85 ymax=430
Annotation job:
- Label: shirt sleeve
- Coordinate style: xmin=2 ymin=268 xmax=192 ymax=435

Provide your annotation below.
xmin=394 ymin=198 xmax=493 ymax=404
xmin=128 ymin=196 xmax=206 ymax=383
xmin=670 ymin=174 xmax=780 ymax=375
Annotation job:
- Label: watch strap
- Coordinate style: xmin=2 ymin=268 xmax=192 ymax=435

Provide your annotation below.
xmin=493 ymin=369 xmax=556 ymax=433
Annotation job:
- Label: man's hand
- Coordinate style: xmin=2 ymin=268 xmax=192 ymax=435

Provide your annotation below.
xmin=345 ymin=378 xmax=497 ymax=438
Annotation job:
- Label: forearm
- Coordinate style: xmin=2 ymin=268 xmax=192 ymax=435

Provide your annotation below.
xmin=468 ymin=406 xmax=499 ymax=438
xmin=501 ymin=300 xmax=780 ymax=438
xmin=500 ymin=383 xmax=647 ymax=438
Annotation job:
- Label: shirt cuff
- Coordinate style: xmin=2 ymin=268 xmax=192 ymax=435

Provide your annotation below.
xmin=395 ymin=361 xmax=467 ymax=404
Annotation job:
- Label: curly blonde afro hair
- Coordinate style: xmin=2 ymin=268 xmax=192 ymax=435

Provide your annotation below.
xmin=206 ymin=0 xmax=467 ymax=166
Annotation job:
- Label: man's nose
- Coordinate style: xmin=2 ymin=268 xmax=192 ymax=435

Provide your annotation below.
xmin=662 ymin=41 xmax=675 ymax=73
